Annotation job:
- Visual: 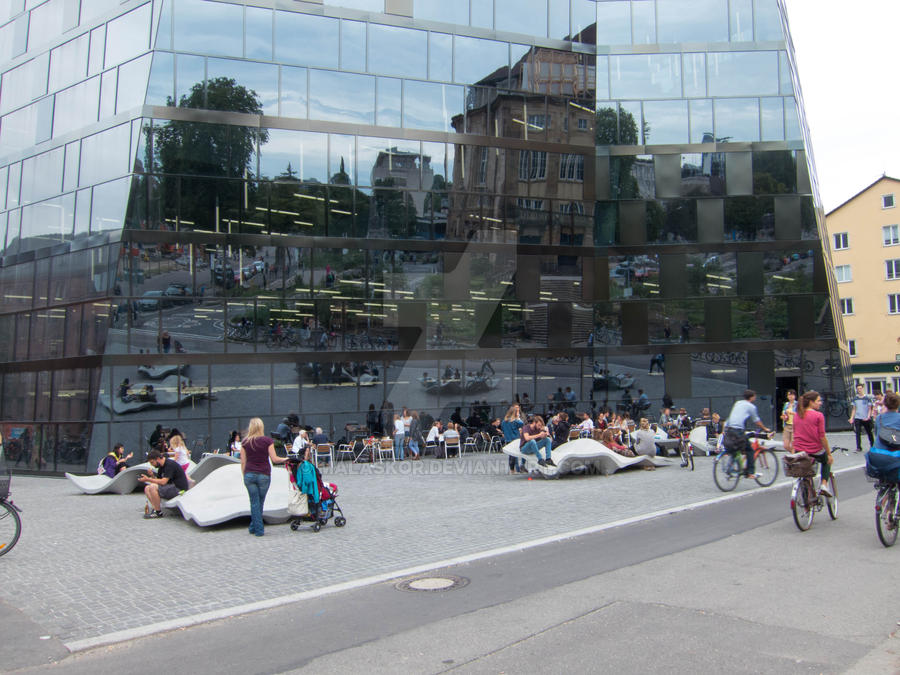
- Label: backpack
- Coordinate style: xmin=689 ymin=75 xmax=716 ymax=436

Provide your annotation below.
xmin=97 ymin=451 xmax=118 ymax=475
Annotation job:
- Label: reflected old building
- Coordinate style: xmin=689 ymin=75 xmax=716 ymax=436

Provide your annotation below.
xmin=0 ymin=0 xmax=849 ymax=474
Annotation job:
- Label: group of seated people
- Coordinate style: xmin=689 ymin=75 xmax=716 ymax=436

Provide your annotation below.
xmin=119 ymin=378 xmax=156 ymax=402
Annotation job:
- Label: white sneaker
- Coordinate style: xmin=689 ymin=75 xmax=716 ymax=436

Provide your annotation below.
xmin=819 ymin=482 xmax=832 ymax=497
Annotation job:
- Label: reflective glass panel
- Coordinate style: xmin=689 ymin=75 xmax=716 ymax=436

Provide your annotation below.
xmin=779 ymin=51 xmax=793 ymax=95
xmin=19 ymin=193 xmax=74 ymax=251
xmin=27 ymin=0 xmax=78 ymax=51
xmin=245 ymin=6 xmax=273 ymax=61
xmin=610 ymin=54 xmax=681 ymax=99
xmin=714 ymin=98 xmax=759 ymax=142
xmin=20 ymin=146 xmax=63 ymax=204
xmin=52 ymin=77 xmax=100 ymax=139
xmin=63 ymin=142 xmax=79 ymax=192
xmin=48 ymin=33 xmax=89 ymax=92
xmin=8 ymin=161 xmax=20 ymax=207
xmin=116 ymin=53 xmax=153 ymax=113
xmin=146 ymin=51 xmax=175 ymax=105
xmin=88 ymin=25 xmax=106 ymax=76
xmin=0 ymin=165 xmax=7 ymax=208
xmin=707 ymin=51 xmax=778 ymax=96
xmin=274 ymin=11 xmax=339 ymax=69
xmin=105 ymin=3 xmax=151 ymax=68
xmin=330 ymin=134 xmax=355 ymax=184
xmin=368 ymin=24 xmax=427 ymax=79
xmin=496 ymin=0 xmax=546 ymax=36
xmin=403 ymin=80 xmax=463 ymax=132
xmin=280 ymin=66 xmax=307 ymax=119
xmin=753 ymin=0 xmax=783 ymax=41
xmin=471 ymin=0 xmax=492 ymax=29
xmin=341 ymin=19 xmax=367 ymax=72
xmin=784 ymin=99 xmax=801 ymax=140
xmin=657 ymin=0 xmax=728 ymax=43
xmin=324 ymin=0 xmax=381 ymax=9
xmin=358 ymin=137 xmax=419 ymax=189
xmin=207 ymin=58 xmax=278 ymax=116
xmin=429 ymin=32 xmax=452 ymax=82
xmin=259 ymin=128 xmax=300 ymax=180
xmin=453 ymin=36 xmax=507 ymax=85
xmin=571 ymin=0 xmax=596 ymax=42
xmin=175 ymin=53 xmax=204 ymax=105
xmin=643 ymin=100 xmax=688 ymax=145
xmin=414 ymin=0 xmax=468 ymax=26
xmin=548 ymin=0 xmax=568 ymax=40
xmin=760 ymin=97 xmax=784 ymax=141
xmin=376 ymin=76 xmax=401 ymax=127
xmin=309 ymin=70 xmax=375 ymax=125
xmin=632 ymin=0 xmax=656 ymax=44
xmin=80 ymin=123 xmax=130 ymax=186
xmin=0 ymin=14 xmax=27 ymax=63
xmin=91 ymin=177 xmax=129 ymax=232
xmin=173 ymin=0 xmax=241 ymax=57
xmin=689 ymin=98 xmax=713 ymax=143
xmin=1 ymin=52 xmax=49 ymax=115
xmin=729 ymin=0 xmax=753 ymax=41
xmin=682 ymin=53 xmax=706 ymax=97
xmin=99 ymin=68 xmax=117 ymax=119
xmin=681 ymin=151 xmax=725 ymax=196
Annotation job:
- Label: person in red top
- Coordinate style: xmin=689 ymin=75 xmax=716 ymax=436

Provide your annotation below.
xmin=241 ymin=417 xmax=289 ymax=536
xmin=790 ymin=390 xmax=834 ymax=496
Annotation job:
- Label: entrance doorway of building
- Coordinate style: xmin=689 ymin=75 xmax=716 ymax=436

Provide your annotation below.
xmin=775 ymin=376 xmax=800 ymax=432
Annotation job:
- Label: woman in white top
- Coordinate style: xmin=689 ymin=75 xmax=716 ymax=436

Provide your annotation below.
xmin=228 ymin=430 xmax=242 ymax=456
xmin=168 ymin=434 xmax=190 ymax=471
xmin=393 ymin=414 xmax=406 ymax=460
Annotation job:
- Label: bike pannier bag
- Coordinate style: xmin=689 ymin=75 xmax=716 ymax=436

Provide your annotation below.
xmin=783 ymin=452 xmax=815 ymax=478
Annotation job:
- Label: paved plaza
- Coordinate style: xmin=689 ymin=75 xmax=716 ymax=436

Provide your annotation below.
xmin=0 ymin=433 xmax=865 ymax=650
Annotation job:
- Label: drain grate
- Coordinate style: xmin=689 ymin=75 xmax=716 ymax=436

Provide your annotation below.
xmin=395 ymin=574 xmax=469 ymax=593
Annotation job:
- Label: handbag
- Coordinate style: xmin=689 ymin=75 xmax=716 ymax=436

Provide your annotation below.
xmin=287 ymin=489 xmax=309 ymax=516
xmin=878 ymin=425 xmax=900 ymax=450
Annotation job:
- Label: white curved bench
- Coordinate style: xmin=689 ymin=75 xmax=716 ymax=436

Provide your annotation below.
xmin=163 ymin=463 xmax=291 ymax=526
xmin=503 ymin=438 xmax=669 ymax=477
xmin=65 ymin=460 xmax=199 ymax=495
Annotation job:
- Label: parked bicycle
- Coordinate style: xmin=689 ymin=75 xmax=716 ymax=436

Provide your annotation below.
xmin=784 ymin=452 xmax=837 ymax=531
xmin=0 ymin=470 xmax=22 ymax=557
xmin=712 ymin=430 xmax=778 ymax=491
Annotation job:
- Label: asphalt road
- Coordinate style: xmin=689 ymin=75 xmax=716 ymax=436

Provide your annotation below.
xmin=9 ymin=467 xmax=894 ymax=675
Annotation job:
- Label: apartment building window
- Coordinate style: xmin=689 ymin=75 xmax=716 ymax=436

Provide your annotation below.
xmin=840 ymin=298 xmax=854 ymax=315
xmin=518 ymin=150 xmax=547 ymax=181
xmin=888 ymin=260 xmax=900 ymax=280
xmin=848 ymin=339 xmax=856 ymax=357
xmin=516 ymin=198 xmax=544 ymax=211
xmin=884 ymin=224 xmax=900 ymax=246
xmin=884 ymin=194 xmax=895 ymax=209
xmin=559 ymin=202 xmax=585 ymax=215
xmin=835 ymin=264 xmax=852 ymax=282
xmin=527 ymin=114 xmax=548 ymax=130
xmin=577 ymin=118 xmax=588 ymax=131
xmin=889 ymin=294 xmax=900 ymax=314
xmin=559 ymin=154 xmax=585 ymax=181
xmin=477 ymin=147 xmax=488 ymax=185
xmin=833 ymin=232 xmax=849 ymax=250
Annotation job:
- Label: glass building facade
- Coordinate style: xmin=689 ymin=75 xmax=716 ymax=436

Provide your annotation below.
xmin=0 ymin=0 xmax=849 ymax=473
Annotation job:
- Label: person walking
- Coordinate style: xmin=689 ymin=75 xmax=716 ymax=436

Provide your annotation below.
xmin=240 ymin=417 xmax=288 ymax=536
xmin=849 ymin=384 xmax=875 ymax=453
xmin=781 ymin=389 xmax=797 ymax=451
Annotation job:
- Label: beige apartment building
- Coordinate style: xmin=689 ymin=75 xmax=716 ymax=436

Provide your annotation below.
xmin=826 ymin=176 xmax=900 ymax=393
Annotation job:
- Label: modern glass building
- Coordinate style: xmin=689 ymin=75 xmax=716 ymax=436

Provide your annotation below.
xmin=0 ymin=0 xmax=850 ymax=473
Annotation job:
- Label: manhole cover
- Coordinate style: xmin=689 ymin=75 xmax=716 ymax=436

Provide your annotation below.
xmin=395 ymin=575 xmax=469 ymax=593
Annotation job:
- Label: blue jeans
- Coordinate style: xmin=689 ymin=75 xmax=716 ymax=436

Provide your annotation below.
xmin=394 ymin=433 xmax=405 ymax=460
xmin=243 ymin=471 xmax=271 ymax=535
xmin=408 ymin=438 xmax=420 ymax=457
xmin=521 ymin=437 xmax=552 ymax=461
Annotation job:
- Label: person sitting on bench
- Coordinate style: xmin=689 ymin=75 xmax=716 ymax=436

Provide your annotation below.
xmin=139 ymin=449 xmax=189 ymax=518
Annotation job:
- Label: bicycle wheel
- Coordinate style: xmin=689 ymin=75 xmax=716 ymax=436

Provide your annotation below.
xmin=713 ymin=452 xmax=739 ymax=492
xmin=754 ymin=449 xmax=779 ymax=487
xmin=876 ymin=486 xmax=898 ymax=548
xmin=792 ymin=479 xmax=814 ymax=531
xmin=680 ymin=443 xmax=694 ymax=471
xmin=826 ymin=476 xmax=838 ymax=520
xmin=0 ymin=501 xmax=22 ymax=557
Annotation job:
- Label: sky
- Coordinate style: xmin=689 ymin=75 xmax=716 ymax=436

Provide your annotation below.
xmin=783 ymin=1 xmax=900 ymax=212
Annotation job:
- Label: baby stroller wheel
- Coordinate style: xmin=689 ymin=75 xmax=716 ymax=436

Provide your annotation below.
xmin=334 ymin=516 xmax=346 ymax=527
xmin=312 ymin=522 xmax=321 ymax=532
xmin=290 ymin=521 xmax=300 ymax=531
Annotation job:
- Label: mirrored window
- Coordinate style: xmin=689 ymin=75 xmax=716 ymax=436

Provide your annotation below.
xmin=105 ymin=3 xmax=151 ymax=68
xmin=784 ymin=99 xmax=801 ymax=140
xmin=681 ymin=152 xmax=725 ymax=196
xmin=27 ymin=0 xmax=77 ymax=51
xmin=753 ymin=0 xmax=783 ymax=41
xmin=647 ymin=200 xmax=696 ymax=244
xmin=658 ymin=0 xmax=728 ymax=43
xmin=1 ymin=52 xmax=49 ymax=115
xmin=324 ymin=0 xmax=382 ymax=10
xmin=1 ymin=98 xmax=51 ymax=154
xmin=682 ymin=53 xmax=706 ymax=97
xmin=275 ymin=11 xmax=339 ymax=69
xmin=91 ymin=177 xmax=129 ymax=232
xmin=207 ymin=58 xmax=278 ymax=116
xmin=80 ymin=123 xmax=132 ymax=187
xmin=496 ymin=0 xmax=546 ymax=37
xmin=548 ymin=0 xmax=569 ymax=40
xmin=714 ymin=98 xmax=759 ymax=142
xmin=49 ymin=33 xmax=89 ymax=93
xmin=760 ymin=97 xmax=784 ymax=141
xmin=729 ymin=0 xmax=753 ymax=41
xmin=725 ymin=195 xmax=773 ymax=241
xmin=309 ymin=70 xmax=375 ymax=125
xmin=259 ymin=128 xmax=301 ymax=180
xmin=689 ymin=98 xmax=713 ymax=143
xmin=341 ymin=19 xmax=366 ymax=72
xmin=280 ymin=66 xmax=307 ymax=119
xmin=99 ymin=69 xmax=117 ymax=119
xmin=471 ymin=0 xmax=492 ymax=29
xmin=403 ymin=80 xmax=463 ymax=132
xmin=89 ymin=25 xmax=106 ymax=76
xmin=245 ymin=6 xmax=273 ymax=61
xmin=632 ymin=0 xmax=657 ymax=44
xmin=414 ymin=0 xmax=469 ymax=26
xmin=20 ymin=146 xmax=63 ymax=204
xmin=453 ymin=36 xmax=507 ymax=85
xmin=376 ymin=76 xmax=401 ymax=128
xmin=0 ymin=14 xmax=27 ymax=63
xmin=175 ymin=53 xmax=205 ymax=106
xmin=173 ymin=0 xmax=241 ymax=57
xmin=778 ymin=51 xmax=793 ymax=95
xmin=708 ymin=51 xmax=778 ymax=96
xmin=429 ymin=32 xmax=452 ymax=82
xmin=753 ymin=150 xmax=796 ymax=194
xmin=116 ymin=53 xmax=153 ymax=113
xmin=358 ymin=137 xmax=420 ymax=189
xmin=610 ymin=54 xmax=681 ymax=99
xmin=571 ymin=0 xmax=596 ymax=42
xmin=52 ymin=77 xmax=100 ymax=139
xmin=368 ymin=24 xmax=427 ymax=79
xmin=330 ymin=133 xmax=356 ymax=184
xmin=146 ymin=51 xmax=174 ymax=105
xmin=643 ymin=100 xmax=688 ymax=145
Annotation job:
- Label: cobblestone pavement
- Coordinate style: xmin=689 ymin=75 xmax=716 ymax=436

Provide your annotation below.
xmin=0 ymin=433 xmax=865 ymax=645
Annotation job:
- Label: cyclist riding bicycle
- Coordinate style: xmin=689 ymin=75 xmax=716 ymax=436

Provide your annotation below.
xmin=866 ymin=391 xmax=900 ymax=479
xmin=723 ymin=389 xmax=771 ymax=479
xmin=790 ymin=390 xmax=834 ymax=496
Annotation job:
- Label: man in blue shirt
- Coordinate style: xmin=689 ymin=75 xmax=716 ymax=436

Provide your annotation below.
xmin=849 ymin=384 xmax=875 ymax=453
xmin=723 ymin=389 xmax=771 ymax=478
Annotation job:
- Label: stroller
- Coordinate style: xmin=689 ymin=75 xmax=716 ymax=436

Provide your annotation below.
xmin=285 ymin=454 xmax=346 ymax=532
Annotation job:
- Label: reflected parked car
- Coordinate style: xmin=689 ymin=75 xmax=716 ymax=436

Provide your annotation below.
xmin=137 ymin=290 xmax=173 ymax=312
xmin=164 ymin=284 xmax=192 ymax=304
